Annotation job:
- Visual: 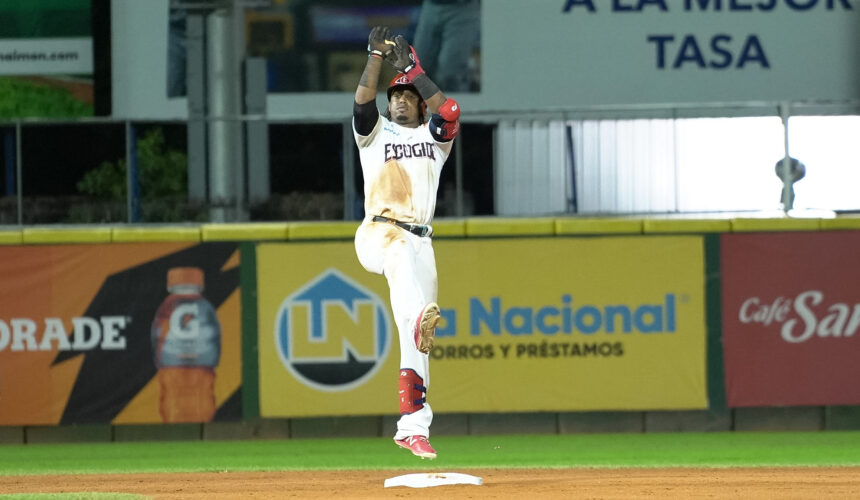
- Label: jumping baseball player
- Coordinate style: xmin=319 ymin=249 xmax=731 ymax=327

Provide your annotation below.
xmin=352 ymin=26 xmax=460 ymax=460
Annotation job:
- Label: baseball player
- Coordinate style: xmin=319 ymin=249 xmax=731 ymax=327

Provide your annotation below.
xmin=352 ymin=26 xmax=460 ymax=460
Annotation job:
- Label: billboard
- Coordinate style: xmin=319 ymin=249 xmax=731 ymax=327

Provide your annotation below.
xmin=112 ymin=0 xmax=860 ymax=120
xmin=257 ymin=236 xmax=707 ymax=416
xmin=0 ymin=0 xmax=94 ymax=118
xmin=0 ymin=242 xmax=241 ymax=425
xmin=482 ymin=0 xmax=860 ymax=110
xmin=722 ymin=231 xmax=860 ymax=407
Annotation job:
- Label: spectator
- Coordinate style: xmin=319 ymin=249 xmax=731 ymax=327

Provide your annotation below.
xmin=412 ymin=0 xmax=480 ymax=92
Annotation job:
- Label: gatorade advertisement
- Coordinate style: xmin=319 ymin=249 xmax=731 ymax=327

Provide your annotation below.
xmin=0 ymin=242 xmax=241 ymax=426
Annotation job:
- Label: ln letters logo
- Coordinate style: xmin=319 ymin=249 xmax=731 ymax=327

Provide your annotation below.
xmin=274 ymin=268 xmax=391 ymax=391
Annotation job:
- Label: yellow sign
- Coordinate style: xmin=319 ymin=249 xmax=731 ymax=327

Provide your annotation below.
xmin=257 ymin=242 xmax=399 ymax=417
xmin=433 ymin=236 xmax=706 ymax=411
xmin=257 ymin=236 xmax=706 ymax=417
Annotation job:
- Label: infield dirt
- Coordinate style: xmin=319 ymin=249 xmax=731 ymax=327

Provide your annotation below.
xmin=1 ymin=467 xmax=859 ymax=498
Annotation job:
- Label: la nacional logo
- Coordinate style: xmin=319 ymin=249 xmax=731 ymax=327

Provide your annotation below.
xmin=274 ymin=268 xmax=391 ymax=391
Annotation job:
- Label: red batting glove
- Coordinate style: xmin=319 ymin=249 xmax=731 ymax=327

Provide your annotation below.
xmin=404 ymin=46 xmax=424 ymax=80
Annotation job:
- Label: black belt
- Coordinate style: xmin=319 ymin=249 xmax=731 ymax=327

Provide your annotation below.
xmin=372 ymin=215 xmax=433 ymax=238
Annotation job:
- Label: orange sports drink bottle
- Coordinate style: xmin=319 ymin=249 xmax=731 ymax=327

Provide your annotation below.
xmin=151 ymin=267 xmax=221 ymax=422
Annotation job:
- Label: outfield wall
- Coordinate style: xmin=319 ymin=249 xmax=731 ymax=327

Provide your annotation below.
xmin=1 ymin=216 xmax=859 ymax=443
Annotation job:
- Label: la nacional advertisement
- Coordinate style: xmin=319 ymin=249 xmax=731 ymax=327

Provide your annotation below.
xmin=257 ymin=236 xmax=707 ymax=417
xmin=722 ymin=231 xmax=860 ymax=407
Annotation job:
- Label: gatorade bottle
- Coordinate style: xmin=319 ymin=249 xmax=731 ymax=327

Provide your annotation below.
xmin=151 ymin=267 xmax=221 ymax=423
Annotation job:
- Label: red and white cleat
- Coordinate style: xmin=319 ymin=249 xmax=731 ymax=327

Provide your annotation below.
xmin=395 ymin=435 xmax=437 ymax=459
xmin=414 ymin=302 xmax=439 ymax=354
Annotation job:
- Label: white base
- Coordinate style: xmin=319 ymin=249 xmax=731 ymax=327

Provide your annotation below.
xmin=384 ymin=472 xmax=483 ymax=488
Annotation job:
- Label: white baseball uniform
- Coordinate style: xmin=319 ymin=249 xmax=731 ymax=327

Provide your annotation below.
xmin=353 ymin=113 xmax=453 ymax=440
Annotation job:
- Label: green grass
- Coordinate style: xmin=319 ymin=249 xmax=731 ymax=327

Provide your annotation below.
xmin=0 ymin=77 xmax=92 ymax=118
xmin=1 ymin=431 xmax=859 ymax=476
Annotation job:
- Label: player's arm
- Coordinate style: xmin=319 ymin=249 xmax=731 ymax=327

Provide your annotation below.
xmin=387 ymin=35 xmax=460 ymax=141
xmin=354 ymin=26 xmax=391 ymax=135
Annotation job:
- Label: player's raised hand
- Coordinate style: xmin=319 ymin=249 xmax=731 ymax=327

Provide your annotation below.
xmin=367 ymin=26 xmax=393 ymax=57
xmin=386 ymin=35 xmax=423 ymax=77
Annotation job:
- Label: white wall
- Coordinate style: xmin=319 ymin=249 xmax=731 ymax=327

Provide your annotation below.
xmin=499 ymin=116 xmax=860 ymax=215
xmin=111 ymin=0 xmax=186 ymax=119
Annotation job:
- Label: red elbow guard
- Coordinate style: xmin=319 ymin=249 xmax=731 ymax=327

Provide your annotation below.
xmin=439 ymin=98 xmax=460 ymax=122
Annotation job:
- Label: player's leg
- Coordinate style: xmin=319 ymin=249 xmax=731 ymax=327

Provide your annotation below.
xmin=357 ymin=221 xmax=433 ymax=363
xmin=382 ymin=236 xmax=436 ymax=448
xmin=414 ymin=239 xmax=438 ymax=304
xmin=358 ymin=223 xmax=437 ymax=456
xmin=393 ymin=239 xmax=439 ymax=457
xmin=354 ymin=221 xmax=386 ymax=275
xmin=412 ymin=240 xmax=439 ymax=355
xmin=383 ymin=237 xmax=430 ymax=349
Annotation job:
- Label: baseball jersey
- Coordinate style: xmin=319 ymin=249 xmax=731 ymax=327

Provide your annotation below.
xmin=354 ymin=116 xmax=453 ymax=225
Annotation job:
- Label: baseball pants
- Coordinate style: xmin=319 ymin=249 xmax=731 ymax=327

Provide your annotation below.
xmin=355 ymin=218 xmax=437 ymax=438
